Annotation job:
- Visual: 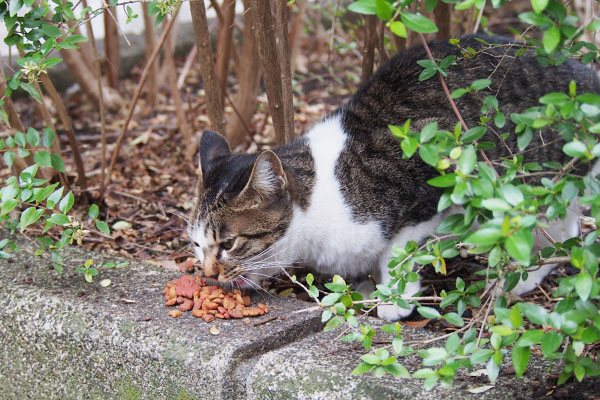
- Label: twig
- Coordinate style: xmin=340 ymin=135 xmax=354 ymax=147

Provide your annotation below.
xmin=100 ymin=3 xmax=181 ymax=198
xmin=177 ymin=45 xmax=198 ymax=89
xmin=82 ymin=0 xmax=107 ymax=188
xmin=417 ymin=33 xmax=498 ymax=178
xmin=253 ymin=315 xmax=278 ymax=326
xmin=280 ymin=267 xmax=321 ymax=306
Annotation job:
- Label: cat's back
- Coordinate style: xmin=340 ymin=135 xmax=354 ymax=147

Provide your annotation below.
xmin=329 ymin=35 xmax=600 ymax=238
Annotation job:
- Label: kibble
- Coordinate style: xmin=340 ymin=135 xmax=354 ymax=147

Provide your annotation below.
xmin=163 ymin=275 xmax=269 ymax=323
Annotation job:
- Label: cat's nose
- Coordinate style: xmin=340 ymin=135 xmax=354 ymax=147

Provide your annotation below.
xmin=202 ymin=254 xmax=218 ymax=277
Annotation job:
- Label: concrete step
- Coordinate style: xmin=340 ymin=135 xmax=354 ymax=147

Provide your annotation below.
xmin=0 ymin=244 xmax=595 ymax=399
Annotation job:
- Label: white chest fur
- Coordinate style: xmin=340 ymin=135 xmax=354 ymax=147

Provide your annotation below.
xmin=277 ymin=115 xmax=387 ymax=277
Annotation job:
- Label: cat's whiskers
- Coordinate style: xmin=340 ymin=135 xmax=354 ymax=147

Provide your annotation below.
xmin=238 ymin=275 xmax=272 ymax=296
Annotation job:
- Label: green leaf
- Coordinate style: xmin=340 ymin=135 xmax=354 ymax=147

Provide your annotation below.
xmin=470 ymin=349 xmax=494 ymax=363
xmin=58 ymin=190 xmax=74 ymax=214
xmin=509 ymin=304 xmax=523 ymax=329
xmin=14 ymin=131 xmax=26 ymax=147
xmin=374 ymin=0 xmax=393 ymax=20
xmin=517 ymin=128 xmax=533 ymax=151
xmin=351 ymin=362 xmax=375 ymax=375
xmin=575 ymin=271 xmax=592 ymax=301
xmin=417 ymin=306 xmax=441 ymax=319
xmin=26 ymin=128 xmax=40 ymax=147
xmin=400 ymin=13 xmax=438 ymax=34
xmin=361 ymin=353 xmax=380 ymax=365
xmin=48 ymin=213 xmax=70 ymax=226
xmin=9 ymin=0 xmax=23 ymax=17
xmin=465 ymin=227 xmax=502 ymax=246
xmin=323 ymin=315 xmax=343 ymax=332
xmin=420 ymin=122 xmax=438 ymax=143
xmin=451 ymin=88 xmax=469 ymax=99
xmin=443 ymin=312 xmax=464 ymax=326
xmin=46 ymin=186 xmax=64 ymax=208
xmin=543 ymin=25 xmax=561 ymax=53
xmin=348 ymin=0 xmax=376 ymax=14
xmin=519 ymin=302 xmax=549 ymax=325
xmin=96 ymin=220 xmax=110 ymax=235
xmin=42 ymin=128 xmax=55 ymax=148
xmin=501 ymin=187 xmax=525 ymax=208
xmin=461 ymin=126 xmax=487 ymax=143
xmin=41 ymin=22 xmax=61 ymax=37
xmin=511 ymin=346 xmax=530 ymax=378
xmin=20 ymin=82 xmax=42 ymax=103
xmin=519 ymin=11 xmax=553 ymax=27
xmin=20 ymin=206 xmax=44 ymax=230
xmin=419 ymin=144 xmax=439 ymax=166
xmin=505 ymin=229 xmax=533 ymax=264
xmin=389 ymin=21 xmax=407 ymax=38
xmin=541 ymin=331 xmax=563 ymax=356
xmin=419 ymin=68 xmax=437 ymax=81
xmin=516 ymin=329 xmax=544 ymax=347
xmin=401 ymin=136 xmax=418 ymax=158
xmin=3 ymin=151 xmax=15 ymax=169
xmin=87 ymin=204 xmax=99 ymax=220
xmin=1 ymin=199 xmax=18 ymax=216
xmin=563 ymin=141 xmax=587 ymax=158
xmin=494 ymin=112 xmax=506 ymax=128
xmin=321 ymin=292 xmax=343 ymax=306
xmin=470 ymin=79 xmax=492 ymax=90
xmin=481 ymin=198 xmax=511 ymax=212
xmin=531 ymin=0 xmax=549 ymax=13
xmin=385 ymin=362 xmax=410 ymax=378
xmin=458 ymin=145 xmax=476 ymax=175
xmin=50 ymin=154 xmax=65 ymax=172
xmin=427 ymin=173 xmax=456 ymax=188
xmin=539 ymin=92 xmax=569 ymax=105
xmin=34 ymin=151 xmax=52 ymax=167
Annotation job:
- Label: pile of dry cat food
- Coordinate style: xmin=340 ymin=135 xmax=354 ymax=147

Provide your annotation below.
xmin=163 ymin=275 xmax=268 ymax=322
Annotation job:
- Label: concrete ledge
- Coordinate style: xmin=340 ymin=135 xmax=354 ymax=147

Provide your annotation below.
xmin=0 ymin=245 xmax=595 ymax=399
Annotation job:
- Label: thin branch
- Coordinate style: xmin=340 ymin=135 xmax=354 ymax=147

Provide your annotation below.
xmin=100 ymin=3 xmax=181 ymax=198
xmin=417 ymin=33 xmax=499 ymax=178
xmin=82 ymin=0 xmax=107 ymax=188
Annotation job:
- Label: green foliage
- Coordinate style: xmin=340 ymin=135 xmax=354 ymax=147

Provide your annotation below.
xmin=286 ymin=0 xmax=600 ymax=390
xmin=0 ymin=0 xmax=136 ymax=281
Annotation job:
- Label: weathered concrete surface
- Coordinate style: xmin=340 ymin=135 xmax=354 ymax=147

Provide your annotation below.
xmin=0 ymin=244 xmax=597 ymax=399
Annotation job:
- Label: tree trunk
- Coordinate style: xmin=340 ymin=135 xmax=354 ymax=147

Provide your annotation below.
xmin=377 ymin=19 xmax=389 ymax=64
xmin=361 ymin=15 xmax=377 ymax=82
xmin=104 ymin=5 xmax=120 ymax=88
xmin=288 ymin=0 xmax=306 ymax=74
xmin=142 ymin=2 xmax=158 ymax=107
xmin=226 ymin=0 xmax=261 ymax=148
xmin=274 ymin=1 xmax=294 ymax=141
xmin=190 ymin=0 xmax=226 ymax=135
xmin=434 ymin=2 xmax=452 ymax=40
xmin=163 ymin=17 xmax=195 ymax=159
xmin=59 ymin=47 xmax=123 ymax=111
xmin=251 ymin=0 xmax=294 ymax=145
xmin=215 ymin=0 xmax=236 ymax=101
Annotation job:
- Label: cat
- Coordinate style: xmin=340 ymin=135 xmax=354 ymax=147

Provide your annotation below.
xmin=187 ymin=35 xmax=600 ymax=321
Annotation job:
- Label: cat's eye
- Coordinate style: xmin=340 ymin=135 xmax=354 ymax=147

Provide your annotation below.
xmin=221 ymin=238 xmax=235 ymax=251
xmin=192 ymin=241 xmax=200 ymax=247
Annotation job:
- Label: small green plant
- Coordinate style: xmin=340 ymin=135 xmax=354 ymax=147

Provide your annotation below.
xmin=285 ymin=0 xmax=600 ymax=390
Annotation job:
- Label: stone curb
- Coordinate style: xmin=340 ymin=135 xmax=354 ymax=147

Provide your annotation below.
xmin=0 ymin=245 xmax=594 ymax=399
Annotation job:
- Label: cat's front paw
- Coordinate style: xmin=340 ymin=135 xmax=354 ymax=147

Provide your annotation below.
xmin=377 ymin=303 xmax=415 ymax=321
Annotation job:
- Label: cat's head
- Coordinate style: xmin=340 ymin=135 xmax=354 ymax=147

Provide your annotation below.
xmin=187 ymin=131 xmax=292 ymax=288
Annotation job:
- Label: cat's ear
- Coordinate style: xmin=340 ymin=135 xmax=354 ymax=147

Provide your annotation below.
xmin=241 ymin=150 xmax=287 ymax=205
xmin=198 ymin=130 xmax=231 ymax=181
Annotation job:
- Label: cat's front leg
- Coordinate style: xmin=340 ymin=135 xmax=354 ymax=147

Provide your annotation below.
xmin=376 ymin=272 xmax=421 ymax=321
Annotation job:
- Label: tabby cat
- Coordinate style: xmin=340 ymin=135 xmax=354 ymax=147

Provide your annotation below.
xmin=188 ymin=35 xmax=600 ymax=321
